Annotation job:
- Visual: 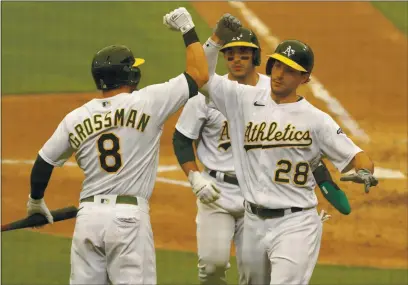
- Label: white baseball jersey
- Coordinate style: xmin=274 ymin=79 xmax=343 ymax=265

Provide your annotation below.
xmin=39 ymin=74 xmax=191 ymax=200
xmin=207 ymin=74 xmax=362 ymax=209
xmin=176 ymin=73 xmax=270 ymax=174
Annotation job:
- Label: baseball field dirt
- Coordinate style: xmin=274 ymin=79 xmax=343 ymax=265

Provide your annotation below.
xmin=2 ymin=2 xmax=407 ymax=271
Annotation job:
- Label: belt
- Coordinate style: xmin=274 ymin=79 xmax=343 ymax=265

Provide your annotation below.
xmin=80 ymin=195 xmax=138 ymax=205
xmin=209 ymin=170 xmax=239 ymax=186
xmin=248 ymin=202 xmax=313 ymax=218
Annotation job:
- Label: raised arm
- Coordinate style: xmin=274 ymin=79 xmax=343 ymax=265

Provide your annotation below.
xmin=205 ymin=14 xmax=241 ymax=78
xmin=201 ymin=14 xmax=242 ymax=93
xmin=163 ymin=7 xmax=208 ymax=89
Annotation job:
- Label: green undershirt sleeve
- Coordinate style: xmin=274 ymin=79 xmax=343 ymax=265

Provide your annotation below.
xmin=313 ymin=162 xmax=351 ymax=215
xmin=172 ymin=129 xmax=196 ymax=166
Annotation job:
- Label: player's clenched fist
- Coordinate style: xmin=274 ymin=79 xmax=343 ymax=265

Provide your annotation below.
xmin=213 ymin=13 xmax=242 ymax=42
xmin=163 ymin=7 xmax=195 ymax=34
xmin=188 ymin=171 xmax=221 ymax=204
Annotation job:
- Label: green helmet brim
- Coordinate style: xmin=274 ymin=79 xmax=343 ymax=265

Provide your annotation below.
xmin=268 ymin=53 xmax=307 ymax=72
xmin=220 ymin=41 xmax=259 ymax=51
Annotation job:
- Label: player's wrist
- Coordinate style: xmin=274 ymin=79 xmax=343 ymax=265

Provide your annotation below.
xmin=205 ymin=37 xmax=223 ymax=49
xmin=356 ymin=168 xmax=371 ymax=174
xmin=188 ymin=170 xmax=201 ymax=185
xmin=29 ymin=194 xmax=44 ymax=202
xmin=183 ymin=28 xmax=199 ymax=47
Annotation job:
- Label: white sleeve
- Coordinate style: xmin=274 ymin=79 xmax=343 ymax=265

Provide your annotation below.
xmin=175 ymin=94 xmax=207 ymax=140
xmin=316 ymin=113 xmax=363 ymax=172
xmin=39 ymin=117 xmax=75 ymax=167
xmin=141 ymin=73 xmax=190 ymax=126
xmin=206 ymin=73 xmax=245 ymax=119
xmin=202 ymin=37 xmax=222 ymax=90
xmin=200 ymin=36 xmax=244 ymax=117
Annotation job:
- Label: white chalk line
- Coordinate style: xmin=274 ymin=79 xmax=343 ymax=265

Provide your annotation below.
xmin=155 ymin=177 xmax=190 ymax=187
xmin=1 ymin=158 xmax=405 ymax=180
xmin=1 ymin=159 xmax=180 ymax=173
xmin=2 ymin=159 xmax=189 ymax=186
xmin=228 ymin=1 xmax=370 ymax=143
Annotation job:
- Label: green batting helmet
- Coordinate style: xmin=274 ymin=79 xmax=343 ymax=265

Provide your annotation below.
xmin=220 ymin=27 xmax=261 ymax=66
xmin=265 ymin=39 xmax=314 ymax=75
xmin=91 ymin=45 xmax=145 ymax=91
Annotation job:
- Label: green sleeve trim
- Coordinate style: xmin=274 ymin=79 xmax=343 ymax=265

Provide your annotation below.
xmin=172 ymin=129 xmax=196 ymax=165
xmin=183 ymin=72 xmax=199 ymax=98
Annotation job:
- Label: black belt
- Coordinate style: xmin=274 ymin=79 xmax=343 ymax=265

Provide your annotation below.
xmin=80 ymin=195 xmax=138 ymax=205
xmin=247 ymin=202 xmax=313 ymax=218
xmin=209 ymin=170 xmax=239 ymax=186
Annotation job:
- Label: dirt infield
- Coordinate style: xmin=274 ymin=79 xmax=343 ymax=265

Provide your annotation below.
xmin=2 ymin=2 xmax=407 ymax=269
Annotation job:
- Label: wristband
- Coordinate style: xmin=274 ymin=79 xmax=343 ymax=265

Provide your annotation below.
xmin=183 ymin=28 xmax=199 ymax=47
xmin=204 ymin=37 xmax=222 ymax=49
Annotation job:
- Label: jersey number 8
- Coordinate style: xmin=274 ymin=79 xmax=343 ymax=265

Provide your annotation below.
xmin=97 ymin=133 xmax=122 ymax=173
xmin=274 ymin=159 xmax=309 ymax=186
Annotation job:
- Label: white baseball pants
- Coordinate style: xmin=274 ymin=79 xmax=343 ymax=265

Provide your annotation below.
xmin=242 ymin=203 xmax=322 ymax=285
xmin=196 ymin=200 xmax=245 ymax=285
xmin=69 ymin=195 xmax=156 ymax=285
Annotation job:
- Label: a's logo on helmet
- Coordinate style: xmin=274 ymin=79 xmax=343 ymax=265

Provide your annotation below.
xmin=232 ymin=33 xmax=243 ymax=41
xmin=100 ymin=79 xmax=107 ymax=89
xmin=282 ymin=46 xmax=295 ymax=57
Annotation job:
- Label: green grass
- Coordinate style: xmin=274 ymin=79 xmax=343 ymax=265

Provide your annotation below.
xmin=3 ymin=2 xmax=405 ymax=95
xmin=1 ymin=2 xmax=227 ymax=94
xmin=2 ymin=230 xmax=407 ymax=285
xmin=372 ymin=1 xmax=408 ymax=34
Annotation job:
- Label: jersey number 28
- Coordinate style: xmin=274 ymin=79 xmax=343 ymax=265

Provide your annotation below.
xmin=97 ymin=133 xmax=122 ymax=173
xmin=274 ymin=159 xmax=309 ymax=186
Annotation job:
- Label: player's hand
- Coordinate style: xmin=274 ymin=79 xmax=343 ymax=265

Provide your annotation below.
xmin=319 ymin=210 xmax=331 ymax=223
xmin=340 ymin=169 xmax=378 ymax=193
xmin=26 ymin=194 xmax=54 ymax=226
xmin=163 ymin=7 xmax=195 ymax=35
xmin=188 ymin=171 xmax=221 ymax=204
xmin=213 ymin=13 xmax=242 ymax=43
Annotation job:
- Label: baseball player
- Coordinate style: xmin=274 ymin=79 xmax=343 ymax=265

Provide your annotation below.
xmin=200 ymin=14 xmax=378 ymax=285
xmin=25 ymin=7 xmax=210 ymax=285
xmin=173 ymin=26 xmax=349 ymax=285
xmin=173 ymin=27 xmax=268 ymax=285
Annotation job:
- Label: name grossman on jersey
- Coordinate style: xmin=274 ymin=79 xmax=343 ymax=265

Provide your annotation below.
xmin=69 ymin=108 xmax=151 ymax=148
xmin=244 ymin=121 xmax=312 ymax=151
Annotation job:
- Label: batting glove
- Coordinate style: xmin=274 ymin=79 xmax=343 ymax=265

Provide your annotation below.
xmin=188 ymin=171 xmax=221 ymax=204
xmin=340 ymin=168 xmax=378 ymax=193
xmin=213 ymin=13 xmax=242 ymax=42
xmin=319 ymin=210 xmax=331 ymax=223
xmin=27 ymin=194 xmax=54 ymax=225
xmin=163 ymin=7 xmax=195 ymax=35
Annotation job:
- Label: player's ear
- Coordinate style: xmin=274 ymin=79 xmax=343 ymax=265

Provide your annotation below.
xmin=301 ymin=72 xmax=310 ymax=84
